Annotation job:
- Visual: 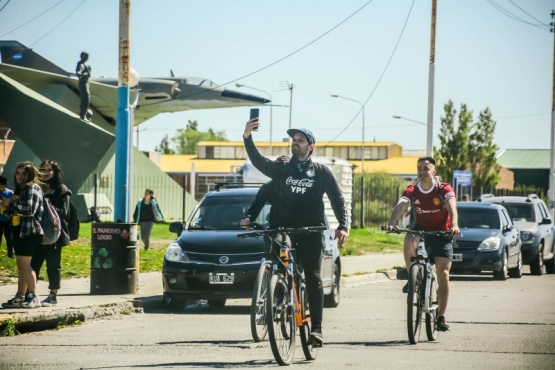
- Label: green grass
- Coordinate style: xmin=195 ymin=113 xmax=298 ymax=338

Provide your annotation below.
xmin=0 ymin=224 xmax=402 ymax=282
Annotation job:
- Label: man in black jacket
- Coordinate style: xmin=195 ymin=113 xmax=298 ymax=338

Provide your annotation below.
xmin=243 ymin=120 xmax=349 ymax=347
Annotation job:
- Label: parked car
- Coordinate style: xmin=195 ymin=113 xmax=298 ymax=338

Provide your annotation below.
xmin=479 ymin=194 xmax=555 ymax=275
xmin=162 ymin=183 xmax=341 ymax=311
xmin=451 ymin=202 xmax=522 ymax=280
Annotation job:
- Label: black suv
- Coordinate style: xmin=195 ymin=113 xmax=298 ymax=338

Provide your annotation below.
xmin=162 ymin=183 xmax=342 ymax=311
xmin=480 ymin=194 xmax=555 ymax=275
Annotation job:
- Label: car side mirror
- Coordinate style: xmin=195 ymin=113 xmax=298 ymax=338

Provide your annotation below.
xmin=169 ymin=221 xmax=184 ymax=235
xmin=540 ymin=218 xmax=552 ymax=226
xmin=502 ymin=225 xmax=514 ymax=234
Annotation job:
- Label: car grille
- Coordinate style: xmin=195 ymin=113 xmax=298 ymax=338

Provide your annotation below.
xmin=186 ymin=251 xmax=264 ymax=265
xmin=454 ymin=240 xmax=481 ymax=250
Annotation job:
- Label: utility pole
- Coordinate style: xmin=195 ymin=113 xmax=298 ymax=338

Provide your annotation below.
xmin=114 ymin=0 xmax=132 ymax=222
xmin=426 ymin=0 xmax=437 ymax=156
xmin=550 ymin=9 xmax=555 ymax=217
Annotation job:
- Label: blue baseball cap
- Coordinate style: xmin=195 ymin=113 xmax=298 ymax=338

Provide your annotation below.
xmin=287 ymin=128 xmax=316 ymax=145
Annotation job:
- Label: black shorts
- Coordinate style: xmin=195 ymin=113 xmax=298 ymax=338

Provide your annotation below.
xmin=13 ymin=229 xmax=42 ymax=257
xmin=423 ymin=234 xmax=454 ymax=261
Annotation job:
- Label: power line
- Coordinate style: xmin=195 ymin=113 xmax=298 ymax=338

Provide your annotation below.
xmin=321 ymin=0 xmax=416 ymax=148
xmin=486 ymin=0 xmax=550 ymax=30
xmin=508 ymin=0 xmax=549 ymax=26
xmin=30 ymin=0 xmax=87 ymax=47
xmin=0 ymin=0 xmax=67 ymax=38
xmin=0 ymin=0 xmax=12 ymax=13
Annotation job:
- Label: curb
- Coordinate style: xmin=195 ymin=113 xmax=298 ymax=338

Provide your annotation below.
xmin=0 ymin=271 xmax=401 ymax=336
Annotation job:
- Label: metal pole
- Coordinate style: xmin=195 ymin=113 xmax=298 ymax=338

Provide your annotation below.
xmin=331 ymin=95 xmax=365 ymax=172
xmin=426 ymin=0 xmax=437 ymax=156
xmin=288 ymin=83 xmax=294 ymax=130
xmin=550 ymin=9 xmax=555 ymax=217
xmin=114 ymin=0 xmax=131 ymax=222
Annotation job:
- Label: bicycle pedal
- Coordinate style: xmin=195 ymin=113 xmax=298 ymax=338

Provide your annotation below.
xmin=309 ymin=339 xmax=323 ymax=348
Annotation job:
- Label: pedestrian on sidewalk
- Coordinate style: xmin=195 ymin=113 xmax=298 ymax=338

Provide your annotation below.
xmin=133 ymin=189 xmax=164 ymax=250
xmin=31 ymin=160 xmax=72 ymax=307
xmin=1 ymin=161 xmax=45 ymax=309
xmin=0 ymin=175 xmax=14 ymax=258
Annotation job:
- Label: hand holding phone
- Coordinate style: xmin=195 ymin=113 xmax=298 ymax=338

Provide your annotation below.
xmin=249 ymin=108 xmax=260 ymax=131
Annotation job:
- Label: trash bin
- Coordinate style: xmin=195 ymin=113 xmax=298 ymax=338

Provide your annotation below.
xmin=90 ymin=222 xmax=139 ymax=294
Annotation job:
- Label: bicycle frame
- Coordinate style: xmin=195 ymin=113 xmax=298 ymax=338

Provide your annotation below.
xmin=412 ymin=238 xmax=437 ymax=316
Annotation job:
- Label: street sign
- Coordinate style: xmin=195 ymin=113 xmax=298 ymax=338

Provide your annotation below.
xmin=452 ymin=170 xmax=472 ymax=188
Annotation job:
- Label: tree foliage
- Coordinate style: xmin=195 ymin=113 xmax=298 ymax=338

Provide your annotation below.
xmin=433 ymin=100 xmax=500 ymax=188
xmin=155 ymin=120 xmax=227 ymax=154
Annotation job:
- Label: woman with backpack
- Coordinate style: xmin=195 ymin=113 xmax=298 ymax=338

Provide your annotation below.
xmin=1 ymin=161 xmax=45 ymax=309
xmin=31 ymin=160 xmax=72 ymax=307
xmin=133 ymin=189 xmax=164 ymax=250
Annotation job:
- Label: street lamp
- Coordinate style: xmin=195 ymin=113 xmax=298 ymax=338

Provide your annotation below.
xmin=236 ymin=83 xmax=273 ymax=151
xmin=392 ymin=115 xmax=426 ymax=126
xmin=331 ymin=94 xmax=365 ymax=172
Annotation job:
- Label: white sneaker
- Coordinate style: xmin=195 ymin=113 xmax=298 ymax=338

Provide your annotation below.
xmin=41 ymin=293 xmax=57 ymax=307
xmin=22 ymin=294 xmax=41 ymax=309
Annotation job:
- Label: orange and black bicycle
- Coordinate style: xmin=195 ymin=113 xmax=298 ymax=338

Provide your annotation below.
xmin=238 ymin=225 xmax=325 ymax=366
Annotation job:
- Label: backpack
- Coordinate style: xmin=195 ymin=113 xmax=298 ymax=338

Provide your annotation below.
xmin=41 ymin=197 xmax=62 ymax=245
xmin=68 ymin=201 xmax=80 ymax=241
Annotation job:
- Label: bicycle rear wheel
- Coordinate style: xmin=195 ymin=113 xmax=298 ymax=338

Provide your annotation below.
xmin=267 ymin=273 xmax=296 ymax=365
xmin=299 ymin=281 xmax=318 ymax=361
xmin=425 ymin=269 xmax=439 ymax=341
xmin=250 ymin=262 xmax=271 ymax=342
xmin=407 ymin=264 xmax=424 ymax=344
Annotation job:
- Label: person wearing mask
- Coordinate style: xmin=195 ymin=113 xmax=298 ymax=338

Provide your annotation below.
xmin=133 ymin=189 xmax=164 ymax=250
xmin=1 ymin=161 xmax=45 ymax=309
xmin=31 ymin=160 xmax=72 ymax=307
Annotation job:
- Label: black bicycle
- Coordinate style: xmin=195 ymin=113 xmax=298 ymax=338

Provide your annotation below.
xmin=382 ymin=227 xmax=454 ymax=344
xmin=238 ymin=225 xmax=326 ymax=366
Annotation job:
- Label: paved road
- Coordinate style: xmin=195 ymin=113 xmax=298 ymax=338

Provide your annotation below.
xmin=1 ymin=270 xmax=553 ymax=369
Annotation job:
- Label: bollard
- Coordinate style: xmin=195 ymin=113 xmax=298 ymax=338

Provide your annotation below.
xmin=90 ymin=222 xmax=139 ymax=294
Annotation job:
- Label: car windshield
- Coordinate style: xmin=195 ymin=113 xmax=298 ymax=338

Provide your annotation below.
xmin=499 ymin=203 xmax=534 ymax=223
xmin=188 ymin=195 xmax=270 ymax=230
xmin=458 ymin=208 xmax=500 ymax=229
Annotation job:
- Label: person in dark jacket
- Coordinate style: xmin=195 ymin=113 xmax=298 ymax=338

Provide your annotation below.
xmin=243 ymin=121 xmax=349 ymax=347
xmin=76 ymin=51 xmax=92 ymax=120
xmin=31 ymin=160 xmax=72 ymax=307
xmin=133 ymin=189 xmax=164 ymax=250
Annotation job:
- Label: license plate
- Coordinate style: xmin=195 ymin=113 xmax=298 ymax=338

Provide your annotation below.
xmin=209 ymin=273 xmax=234 ymax=284
xmin=452 ymin=254 xmax=463 ymax=262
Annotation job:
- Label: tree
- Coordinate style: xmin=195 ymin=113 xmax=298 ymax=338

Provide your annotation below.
xmin=155 ymin=134 xmax=175 ymax=154
xmin=433 ymin=100 xmax=500 ymax=189
xmin=154 ymin=120 xmax=227 ymax=154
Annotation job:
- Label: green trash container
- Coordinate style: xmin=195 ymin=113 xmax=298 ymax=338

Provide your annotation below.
xmin=90 ymin=222 xmax=139 ymax=294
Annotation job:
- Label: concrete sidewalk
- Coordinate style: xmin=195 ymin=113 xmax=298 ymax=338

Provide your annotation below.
xmin=0 ymin=253 xmax=403 ymax=335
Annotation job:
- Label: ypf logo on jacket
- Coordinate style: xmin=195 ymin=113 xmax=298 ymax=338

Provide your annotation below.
xmin=286 ymin=177 xmax=315 ymax=194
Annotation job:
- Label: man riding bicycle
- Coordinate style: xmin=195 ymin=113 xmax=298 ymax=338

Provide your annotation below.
xmin=243 ymin=121 xmax=349 ymax=347
xmin=385 ymin=156 xmax=461 ymax=331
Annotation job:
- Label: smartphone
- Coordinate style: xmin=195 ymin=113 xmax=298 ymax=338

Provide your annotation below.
xmin=249 ymin=108 xmax=260 ymax=131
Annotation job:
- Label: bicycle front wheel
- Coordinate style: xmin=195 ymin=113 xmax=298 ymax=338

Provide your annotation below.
xmin=299 ymin=281 xmax=318 ymax=361
xmin=407 ymin=264 xmax=424 ymax=344
xmin=250 ymin=262 xmax=271 ymax=342
xmin=267 ymin=273 xmax=296 ymax=366
xmin=425 ymin=269 xmax=439 ymax=341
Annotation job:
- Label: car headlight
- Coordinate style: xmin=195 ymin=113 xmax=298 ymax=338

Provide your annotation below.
xmin=520 ymin=231 xmax=531 ymax=241
xmin=477 ymin=236 xmax=501 ymax=251
xmin=165 ymin=242 xmax=189 ymax=262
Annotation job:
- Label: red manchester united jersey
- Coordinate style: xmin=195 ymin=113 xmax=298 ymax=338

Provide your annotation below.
xmin=401 ymin=181 xmax=455 ymax=231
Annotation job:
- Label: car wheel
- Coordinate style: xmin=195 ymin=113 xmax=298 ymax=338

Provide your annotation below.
xmin=207 ymin=299 xmax=227 ymax=308
xmin=545 ymin=257 xmax=555 ymax=274
xmin=163 ymin=293 xmax=186 ymax=312
xmin=508 ymin=250 xmax=523 ymax=278
xmin=493 ymin=250 xmax=508 ymax=281
xmin=324 ymin=262 xmax=340 ymax=308
xmin=530 ymin=245 xmax=544 ymax=276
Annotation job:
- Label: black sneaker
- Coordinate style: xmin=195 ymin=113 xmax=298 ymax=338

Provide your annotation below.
xmin=41 ymin=293 xmax=58 ymax=307
xmin=436 ymin=315 xmax=450 ymax=331
xmin=402 ymin=282 xmax=409 ymax=293
xmin=309 ymin=327 xmax=323 ymax=347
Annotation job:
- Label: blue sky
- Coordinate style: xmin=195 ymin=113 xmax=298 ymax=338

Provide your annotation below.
xmin=1 ymin=0 xmax=552 ymax=152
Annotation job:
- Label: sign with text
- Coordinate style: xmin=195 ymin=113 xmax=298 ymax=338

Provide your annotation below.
xmin=452 ymin=170 xmax=472 ymax=188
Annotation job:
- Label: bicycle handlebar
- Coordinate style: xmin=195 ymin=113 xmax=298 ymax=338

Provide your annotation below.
xmin=380 ymin=226 xmax=454 ymax=239
xmin=237 ymin=225 xmax=327 ymax=239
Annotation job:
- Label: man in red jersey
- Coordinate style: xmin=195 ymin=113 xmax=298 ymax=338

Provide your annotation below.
xmin=385 ymin=156 xmax=461 ymax=331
